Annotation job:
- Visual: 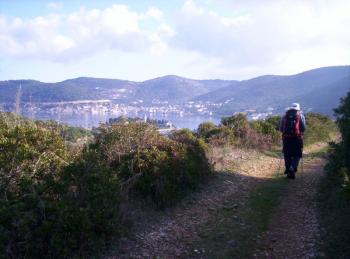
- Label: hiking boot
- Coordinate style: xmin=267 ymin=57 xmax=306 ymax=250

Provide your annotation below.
xmin=289 ymin=171 xmax=295 ymax=179
xmin=287 ymin=171 xmax=295 ymax=179
xmin=287 ymin=166 xmax=295 ymax=179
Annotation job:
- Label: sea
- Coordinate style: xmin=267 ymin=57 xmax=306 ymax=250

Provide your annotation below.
xmin=26 ymin=111 xmax=221 ymax=131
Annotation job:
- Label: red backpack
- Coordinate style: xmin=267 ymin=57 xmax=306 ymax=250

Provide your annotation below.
xmin=283 ymin=109 xmax=301 ymax=137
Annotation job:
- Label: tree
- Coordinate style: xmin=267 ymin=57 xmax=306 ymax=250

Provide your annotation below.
xmin=197 ymin=121 xmax=218 ymax=139
xmin=221 ymin=113 xmax=249 ymax=139
xmin=334 ymin=91 xmax=350 ymax=172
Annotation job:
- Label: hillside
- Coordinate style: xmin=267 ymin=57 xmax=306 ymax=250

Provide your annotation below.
xmin=0 ymin=77 xmax=136 ymax=103
xmin=0 ymin=65 xmax=349 ymax=115
xmin=194 ymin=66 xmax=350 ymax=115
xmin=0 ymin=76 xmax=233 ymax=104
xmin=132 ymin=75 xmax=234 ymax=104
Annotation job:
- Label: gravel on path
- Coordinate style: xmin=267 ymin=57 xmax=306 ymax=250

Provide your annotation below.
xmin=253 ymin=158 xmax=326 ymax=259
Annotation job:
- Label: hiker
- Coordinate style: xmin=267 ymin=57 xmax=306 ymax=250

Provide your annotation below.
xmin=279 ymin=103 xmax=306 ymax=179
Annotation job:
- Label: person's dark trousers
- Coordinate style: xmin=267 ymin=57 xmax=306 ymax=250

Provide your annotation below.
xmin=284 ymin=155 xmax=301 ymax=172
xmin=283 ymin=136 xmax=303 ymax=172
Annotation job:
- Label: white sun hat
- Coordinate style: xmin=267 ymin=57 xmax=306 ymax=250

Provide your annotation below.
xmin=291 ymin=102 xmax=301 ymax=111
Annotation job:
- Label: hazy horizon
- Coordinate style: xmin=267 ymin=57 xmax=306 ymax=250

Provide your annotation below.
xmin=2 ymin=64 xmax=350 ymax=83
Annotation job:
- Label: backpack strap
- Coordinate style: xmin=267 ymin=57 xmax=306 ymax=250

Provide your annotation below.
xmin=294 ymin=111 xmax=301 ymax=137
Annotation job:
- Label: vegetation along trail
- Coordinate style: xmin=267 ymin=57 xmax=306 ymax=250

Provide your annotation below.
xmin=107 ymin=142 xmax=328 ymax=259
xmin=2 ymin=110 xmax=337 ymax=258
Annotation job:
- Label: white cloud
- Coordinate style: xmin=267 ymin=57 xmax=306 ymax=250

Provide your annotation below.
xmin=0 ymin=14 xmax=75 ymax=59
xmin=172 ymin=0 xmax=350 ymax=76
xmin=0 ymin=5 xmax=173 ymax=61
xmin=148 ymin=24 xmax=175 ymax=56
xmin=47 ymin=2 xmax=63 ymax=10
xmin=182 ymin=0 xmax=205 ymax=15
xmin=174 ymin=1 xmax=252 ymax=59
xmin=1 ymin=1 xmax=349 ymax=79
xmin=144 ymin=7 xmax=163 ymax=20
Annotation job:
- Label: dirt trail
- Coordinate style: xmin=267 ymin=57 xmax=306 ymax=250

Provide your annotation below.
xmin=107 ymin=148 xmax=281 ymax=259
xmin=106 ymin=144 xmax=327 ymax=259
xmin=253 ymin=156 xmax=326 ymax=259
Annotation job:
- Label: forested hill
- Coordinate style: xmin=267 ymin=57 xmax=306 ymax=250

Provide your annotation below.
xmin=0 ymin=77 xmax=137 ymax=103
xmin=0 ymin=65 xmax=349 ymax=115
xmin=0 ymin=76 xmax=235 ymax=104
xmin=194 ymin=65 xmax=350 ymax=115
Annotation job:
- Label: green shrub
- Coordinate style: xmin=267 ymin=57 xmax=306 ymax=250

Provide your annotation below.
xmin=318 ymin=92 xmax=350 ymax=258
xmin=265 ymin=115 xmax=281 ymax=131
xmin=0 ymin=113 xmax=122 ymax=258
xmin=221 ymin=113 xmax=250 ymax=139
xmin=34 ymin=120 xmax=92 ymax=143
xmin=197 ymin=122 xmax=237 ymax=146
xmin=249 ymin=119 xmax=281 ymax=145
xmin=202 ymin=114 xmax=280 ymax=149
xmin=90 ymin=123 xmax=212 ymax=208
xmin=56 ymin=157 xmax=123 ymax=257
xmin=334 ymin=91 xmax=350 ymax=173
xmin=197 ymin=121 xmax=219 ymax=140
xmin=319 ymin=142 xmax=350 ymax=258
xmin=220 ymin=114 xmax=279 ymax=148
xmin=169 ymin=129 xmax=212 ymax=188
xmin=304 ymin=113 xmax=337 ymax=146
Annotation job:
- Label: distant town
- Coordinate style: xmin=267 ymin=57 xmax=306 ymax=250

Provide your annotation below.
xmin=0 ymin=98 xmax=277 ymax=129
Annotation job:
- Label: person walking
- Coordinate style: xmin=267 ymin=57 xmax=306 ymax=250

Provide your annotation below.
xmin=279 ymin=103 xmax=306 ymax=179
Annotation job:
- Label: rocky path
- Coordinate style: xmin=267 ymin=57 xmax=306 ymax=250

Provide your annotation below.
xmin=106 ymin=148 xmax=281 ymax=258
xmin=106 ymin=144 xmax=327 ymax=259
xmin=253 ymin=157 xmax=326 ymax=259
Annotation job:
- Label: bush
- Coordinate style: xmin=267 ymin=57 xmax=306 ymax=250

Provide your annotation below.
xmin=221 ymin=113 xmax=282 ymax=148
xmin=90 ymin=123 xmax=212 ymax=208
xmin=169 ymin=129 xmax=212 ymax=188
xmin=197 ymin=122 xmax=237 ymax=146
xmin=319 ymin=142 xmax=350 ymax=258
xmin=249 ymin=119 xmax=281 ymax=146
xmin=304 ymin=113 xmax=337 ymax=146
xmin=55 ymin=157 xmax=123 ymax=257
xmin=34 ymin=120 xmax=92 ymax=144
xmin=221 ymin=113 xmax=250 ymax=140
xmin=318 ymin=92 xmax=350 ymax=258
xmin=197 ymin=121 xmax=219 ymax=140
xmin=334 ymin=91 xmax=350 ymax=173
xmin=0 ymin=112 xmax=123 ymax=258
xmin=264 ymin=115 xmax=281 ymax=131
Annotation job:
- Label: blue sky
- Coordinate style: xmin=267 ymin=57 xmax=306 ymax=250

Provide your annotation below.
xmin=1 ymin=0 xmax=349 ymax=82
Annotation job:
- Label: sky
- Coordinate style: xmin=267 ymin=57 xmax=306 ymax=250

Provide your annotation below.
xmin=0 ymin=0 xmax=349 ymax=82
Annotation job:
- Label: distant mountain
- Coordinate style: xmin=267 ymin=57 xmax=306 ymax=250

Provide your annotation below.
xmin=296 ymin=75 xmax=350 ymax=114
xmin=132 ymin=75 xmax=235 ymax=104
xmin=0 ymin=77 xmax=136 ymax=103
xmin=0 ymin=76 xmax=234 ymax=104
xmin=0 ymin=66 xmax=349 ymax=116
xmin=194 ymin=66 xmax=350 ymax=115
